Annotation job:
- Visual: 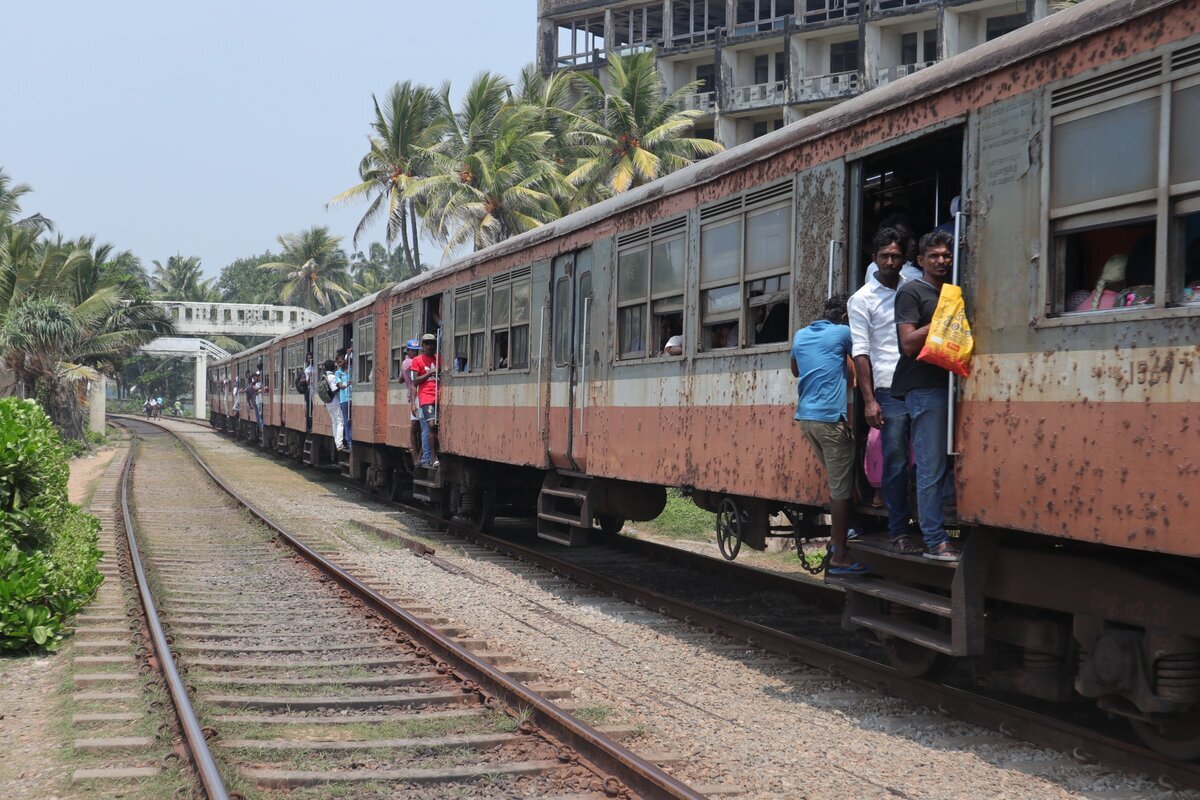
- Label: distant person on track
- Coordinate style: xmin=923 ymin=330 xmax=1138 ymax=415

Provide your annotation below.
xmin=401 ymin=339 xmax=422 ymax=463
xmin=335 ymin=349 xmax=351 ymax=451
xmin=791 ymin=294 xmax=865 ymax=576
xmin=410 ymin=333 xmax=440 ymax=467
xmin=894 ymin=229 xmax=961 ymax=562
xmin=849 ymin=227 xmax=920 ymax=554
xmin=319 ymin=359 xmax=346 ymax=453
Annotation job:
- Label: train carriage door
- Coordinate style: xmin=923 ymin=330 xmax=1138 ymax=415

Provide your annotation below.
xmin=547 ymin=248 xmax=591 ymax=470
xmin=571 ymin=252 xmax=594 ymax=469
xmin=849 ymin=124 xmax=966 ymax=498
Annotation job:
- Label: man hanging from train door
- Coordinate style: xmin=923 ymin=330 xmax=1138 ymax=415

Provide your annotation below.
xmin=893 ymin=229 xmax=960 ymax=562
xmin=849 ymin=227 xmax=920 ymax=555
xmin=410 ymin=333 xmax=440 ymax=467
xmin=791 ymin=294 xmax=866 ymax=576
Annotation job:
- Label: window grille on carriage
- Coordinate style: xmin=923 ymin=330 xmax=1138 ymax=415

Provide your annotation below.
xmin=355 ymin=317 xmax=374 ymax=383
xmin=390 ymin=304 xmax=414 ymax=380
xmin=453 ymin=281 xmax=488 ymax=374
xmin=1048 ymin=40 xmax=1200 ymax=317
xmin=698 ymin=179 xmax=793 ymax=350
xmin=617 ymin=217 xmax=687 ymax=358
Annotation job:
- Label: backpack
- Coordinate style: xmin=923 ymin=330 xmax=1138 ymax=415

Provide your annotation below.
xmin=294 ymin=372 xmax=308 ymax=396
xmin=317 ymin=374 xmax=336 ymax=404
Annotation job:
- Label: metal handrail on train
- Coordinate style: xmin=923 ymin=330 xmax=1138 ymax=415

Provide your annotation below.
xmin=116 ymin=433 xmax=231 ymax=800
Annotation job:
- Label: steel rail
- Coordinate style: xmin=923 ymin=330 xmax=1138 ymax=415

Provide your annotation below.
xmin=121 ymin=416 xmax=705 ymax=800
xmin=111 ymin=422 xmax=232 ymax=800
xmin=165 ymin=415 xmax=1200 ymax=791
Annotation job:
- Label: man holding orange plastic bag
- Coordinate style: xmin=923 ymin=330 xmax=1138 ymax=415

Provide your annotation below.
xmin=892 ymin=230 xmax=969 ymax=562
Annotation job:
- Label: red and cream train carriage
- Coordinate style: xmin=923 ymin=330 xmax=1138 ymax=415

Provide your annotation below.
xmin=210 ymin=0 xmax=1200 ymax=757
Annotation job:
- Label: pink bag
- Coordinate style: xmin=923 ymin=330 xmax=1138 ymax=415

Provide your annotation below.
xmin=864 ymin=427 xmax=883 ymax=488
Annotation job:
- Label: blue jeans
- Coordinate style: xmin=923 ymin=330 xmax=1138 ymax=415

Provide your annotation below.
xmin=418 ymin=404 xmax=435 ymax=465
xmin=339 ymin=401 xmax=351 ymax=447
xmin=904 ymin=387 xmax=953 ymax=549
xmin=876 ymin=388 xmax=911 ymax=538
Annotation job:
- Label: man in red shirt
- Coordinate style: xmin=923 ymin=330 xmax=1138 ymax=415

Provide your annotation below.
xmin=410 ymin=333 xmax=440 ymax=466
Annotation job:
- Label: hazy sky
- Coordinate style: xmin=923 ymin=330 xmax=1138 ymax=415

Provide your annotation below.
xmin=2 ymin=1 xmax=534 ymax=278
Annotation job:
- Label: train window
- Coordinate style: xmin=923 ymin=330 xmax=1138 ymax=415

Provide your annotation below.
xmin=316 ymin=331 xmax=339 ymax=366
xmin=577 ymin=271 xmax=593 ymax=361
xmin=453 ymin=282 xmax=487 ymax=373
xmin=617 ymin=247 xmax=648 ymax=357
xmin=697 ymin=184 xmax=793 ymax=351
xmin=553 ymin=277 xmax=571 ymax=366
xmin=356 ymin=318 xmax=374 ymax=382
xmin=488 ymin=270 xmax=531 ymax=370
xmin=1049 ymin=62 xmax=1200 ymax=316
xmin=617 ymin=220 xmax=686 ymax=358
xmin=390 ymin=304 xmax=413 ymax=379
xmin=491 ymin=283 xmax=511 ymax=370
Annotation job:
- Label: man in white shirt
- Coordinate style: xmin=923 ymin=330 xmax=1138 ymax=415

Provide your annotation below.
xmin=848 ymin=227 xmax=920 ymax=554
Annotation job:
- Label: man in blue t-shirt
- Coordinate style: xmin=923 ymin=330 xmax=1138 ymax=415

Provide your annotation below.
xmin=791 ymin=294 xmax=863 ymax=575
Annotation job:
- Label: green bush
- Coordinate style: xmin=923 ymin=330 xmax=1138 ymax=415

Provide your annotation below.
xmin=0 ymin=398 xmax=103 ymax=652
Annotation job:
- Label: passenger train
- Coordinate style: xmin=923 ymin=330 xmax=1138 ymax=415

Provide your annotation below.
xmin=209 ymin=0 xmax=1200 ymax=758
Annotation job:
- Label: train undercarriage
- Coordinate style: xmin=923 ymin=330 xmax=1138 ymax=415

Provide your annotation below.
xmin=210 ymin=409 xmax=1200 ymax=760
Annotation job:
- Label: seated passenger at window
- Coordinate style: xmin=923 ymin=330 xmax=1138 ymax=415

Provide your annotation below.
xmin=663 ymin=335 xmax=683 ymax=356
xmin=1070 ymin=254 xmax=1127 ymax=312
xmin=710 ymin=322 xmax=738 ymax=349
xmin=1183 ymin=241 xmax=1200 ymax=304
xmin=657 ymin=313 xmax=682 ymax=353
xmin=752 ymin=302 xmax=789 ymax=344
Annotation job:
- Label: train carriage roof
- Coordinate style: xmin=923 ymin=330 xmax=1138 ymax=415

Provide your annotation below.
xmin=213 ymin=0 xmax=1173 ymax=368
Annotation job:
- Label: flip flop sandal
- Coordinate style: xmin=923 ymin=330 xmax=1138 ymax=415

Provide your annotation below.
xmin=827 ymin=562 xmax=870 ymax=576
xmin=891 ymin=535 xmax=923 ymax=555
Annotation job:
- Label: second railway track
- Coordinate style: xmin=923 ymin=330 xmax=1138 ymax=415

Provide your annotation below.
xmin=112 ymin=416 xmax=704 ymax=799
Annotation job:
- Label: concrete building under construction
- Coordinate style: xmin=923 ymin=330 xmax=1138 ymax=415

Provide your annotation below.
xmin=536 ymin=0 xmax=1051 ymax=146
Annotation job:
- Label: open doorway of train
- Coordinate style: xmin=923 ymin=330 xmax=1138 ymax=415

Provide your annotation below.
xmin=851 ymin=126 xmax=965 ymax=291
xmin=848 ymin=125 xmax=964 ymax=512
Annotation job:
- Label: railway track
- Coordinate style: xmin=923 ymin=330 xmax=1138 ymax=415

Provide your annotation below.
xmin=133 ymin=416 xmax=1200 ymax=793
xmin=109 ymin=416 xmax=705 ymax=800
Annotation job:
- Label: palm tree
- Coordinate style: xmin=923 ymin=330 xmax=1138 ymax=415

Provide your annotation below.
xmin=419 ymin=102 xmax=569 ymax=254
xmin=149 ymin=254 xmax=217 ymax=300
xmin=329 ymin=81 xmax=444 ymax=272
xmin=259 ymin=226 xmax=351 ymax=313
xmin=568 ymin=50 xmax=723 ymax=201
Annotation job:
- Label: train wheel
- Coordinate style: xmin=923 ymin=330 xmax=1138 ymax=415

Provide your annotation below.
xmin=881 ymin=636 xmax=957 ymax=680
xmin=716 ymin=498 xmax=744 ymax=561
xmin=597 ymin=514 xmax=624 ymax=536
xmin=469 ymin=489 xmax=495 ymax=533
xmin=1131 ymin=714 xmax=1200 ymax=761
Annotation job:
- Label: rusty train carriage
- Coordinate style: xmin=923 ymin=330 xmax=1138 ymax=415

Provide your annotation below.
xmin=208 ymin=0 xmax=1200 ymax=758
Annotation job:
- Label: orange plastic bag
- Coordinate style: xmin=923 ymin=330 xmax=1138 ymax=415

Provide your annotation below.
xmin=917 ymin=283 xmax=974 ymax=378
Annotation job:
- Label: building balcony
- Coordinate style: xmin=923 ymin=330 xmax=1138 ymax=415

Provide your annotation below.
xmin=795 ymin=70 xmax=863 ymax=102
xmin=727 ymin=81 xmax=787 ymax=112
xmin=876 ymin=59 xmax=936 ymax=85
xmin=683 ymin=90 xmax=718 ymax=114
xmin=669 ymin=28 xmax=722 ymax=49
xmin=873 ymin=0 xmax=934 ymax=11
xmin=732 ymin=15 xmax=789 ymax=37
xmin=802 ymin=0 xmax=861 ymax=25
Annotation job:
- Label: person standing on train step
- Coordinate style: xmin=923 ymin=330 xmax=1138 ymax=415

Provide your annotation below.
xmin=319 ymin=359 xmax=346 ymax=452
xmin=791 ymin=295 xmax=866 ymax=576
xmin=410 ymin=333 xmax=440 ymax=467
xmin=893 ymin=229 xmax=961 ymax=562
xmin=302 ymin=352 xmax=314 ymax=432
xmin=849 ymin=228 xmax=920 ymax=555
xmin=400 ymin=339 xmax=423 ymax=462
xmin=335 ymin=349 xmax=351 ymax=451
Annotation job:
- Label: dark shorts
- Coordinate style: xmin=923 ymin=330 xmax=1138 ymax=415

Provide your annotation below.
xmin=420 ymin=404 xmax=437 ymax=424
xmin=798 ymin=419 xmax=854 ymax=501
